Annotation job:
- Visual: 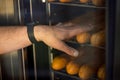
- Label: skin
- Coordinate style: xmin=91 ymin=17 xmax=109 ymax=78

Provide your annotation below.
xmin=0 ymin=23 xmax=92 ymax=57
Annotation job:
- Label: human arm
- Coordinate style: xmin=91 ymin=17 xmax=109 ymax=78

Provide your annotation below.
xmin=0 ymin=26 xmax=31 ymax=54
xmin=0 ymin=23 xmax=92 ymax=56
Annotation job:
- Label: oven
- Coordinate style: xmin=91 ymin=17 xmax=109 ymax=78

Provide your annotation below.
xmin=0 ymin=0 xmax=120 ymax=80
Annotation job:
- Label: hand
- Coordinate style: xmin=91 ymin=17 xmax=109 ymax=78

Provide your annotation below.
xmin=34 ymin=23 xmax=93 ymax=57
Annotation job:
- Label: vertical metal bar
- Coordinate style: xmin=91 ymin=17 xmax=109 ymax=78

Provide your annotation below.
xmin=18 ymin=51 xmax=22 ymax=80
xmin=22 ymin=49 xmax=26 ymax=80
xmin=46 ymin=2 xmax=53 ymax=80
xmin=30 ymin=0 xmax=33 ymax=21
xmin=113 ymin=0 xmax=120 ymax=80
xmin=106 ymin=0 xmax=116 ymax=80
xmin=17 ymin=0 xmax=25 ymax=79
xmin=18 ymin=0 xmax=22 ymax=24
xmin=48 ymin=3 xmax=52 ymax=25
xmin=10 ymin=54 xmax=14 ymax=80
xmin=33 ymin=44 xmax=37 ymax=80
xmin=0 ymin=62 xmax=2 ymax=80
xmin=29 ymin=0 xmax=37 ymax=79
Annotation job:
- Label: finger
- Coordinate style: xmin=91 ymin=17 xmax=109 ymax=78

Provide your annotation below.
xmin=44 ymin=37 xmax=79 ymax=57
xmin=53 ymin=24 xmax=93 ymax=40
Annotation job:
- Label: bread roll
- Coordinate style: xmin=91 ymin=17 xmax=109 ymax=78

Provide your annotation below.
xmin=78 ymin=64 xmax=97 ymax=80
xmin=80 ymin=0 xmax=89 ymax=3
xmin=97 ymin=64 xmax=105 ymax=80
xmin=92 ymin=0 xmax=105 ymax=6
xmin=52 ymin=54 xmax=70 ymax=70
xmin=73 ymin=46 xmax=105 ymax=79
xmin=91 ymin=30 xmax=105 ymax=47
xmin=59 ymin=0 xmax=72 ymax=3
xmin=66 ymin=61 xmax=80 ymax=75
xmin=76 ymin=32 xmax=91 ymax=44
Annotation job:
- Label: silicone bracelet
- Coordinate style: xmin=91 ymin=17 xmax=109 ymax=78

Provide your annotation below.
xmin=27 ymin=22 xmax=38 ymax=43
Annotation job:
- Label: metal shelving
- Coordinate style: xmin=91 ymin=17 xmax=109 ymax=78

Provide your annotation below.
xmin=46 ymin=1 xmax=106 ymax=80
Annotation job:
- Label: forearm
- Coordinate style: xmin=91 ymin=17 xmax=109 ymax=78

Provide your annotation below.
xmin=0 ymin=22 xmax=93 ymax=56
xmin=0 ymin=26 xmax=32 ymax=54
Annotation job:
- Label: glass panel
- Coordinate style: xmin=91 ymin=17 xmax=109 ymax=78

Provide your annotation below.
xmin=47 ymin=1 xmax=106 ymax=80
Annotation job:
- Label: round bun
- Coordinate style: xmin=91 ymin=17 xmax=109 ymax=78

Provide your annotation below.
xmin=66 ymin=61 xmax=80 ymax=75
xmin=97 ymin=64 xmax=105 ymax=80
xmin=76 ymin=32 xmax=91 ymax=44
xmin=80 ymin=0 xmax=89 ymax=3
xmin=59 ymin=0 xmax=72 ymax=3
xmin=78 ymin=64 xmax=96 ymax=80
xmin=92 ymin=0 xmax=105 ymax=6
xmin=52 ymin=55 xmax=69 ymax=70
xmin=91 ymin=30 xmax=105 ymax=47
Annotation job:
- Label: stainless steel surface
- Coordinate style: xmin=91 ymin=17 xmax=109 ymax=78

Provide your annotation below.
xmin=114 ymin=0 xmax=120 ymax=79
xmin=17 ymin=0 xmax=22 ymax=24
xmin=22 ymin=49 xmax=27 ymax=80
xmin=0 ymin=63 xmax=2 ymax=80
xmin=0 ymin=0 xmax=21 ymax=25
xmin=33 ymin=44 xmax=37 ymax=80
xmin=30 ymin=0 xmax=33 ymax=21
xmin=0 ymin=0 xmax=14 ymax=16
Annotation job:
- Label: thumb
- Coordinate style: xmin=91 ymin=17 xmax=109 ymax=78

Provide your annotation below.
xmin=65 ymin=46 xmax=79 ymax=57
xmin=54 ymin=42 xmax=79 ymax=57
xmin=44 ymin=38 xmax=79 ymax=57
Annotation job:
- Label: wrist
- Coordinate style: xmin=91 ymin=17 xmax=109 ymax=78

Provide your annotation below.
xmin=34 ymin=25 xmax=46 ymax=42
xmin=26 ymin=22 xmax=39 ymax=43
xmin=34 ymin=26 xmax=41 ymax=42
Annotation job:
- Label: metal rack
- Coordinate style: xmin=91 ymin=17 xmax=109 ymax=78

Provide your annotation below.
xmin=45 ymin=1 xmax=106 ymax=80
